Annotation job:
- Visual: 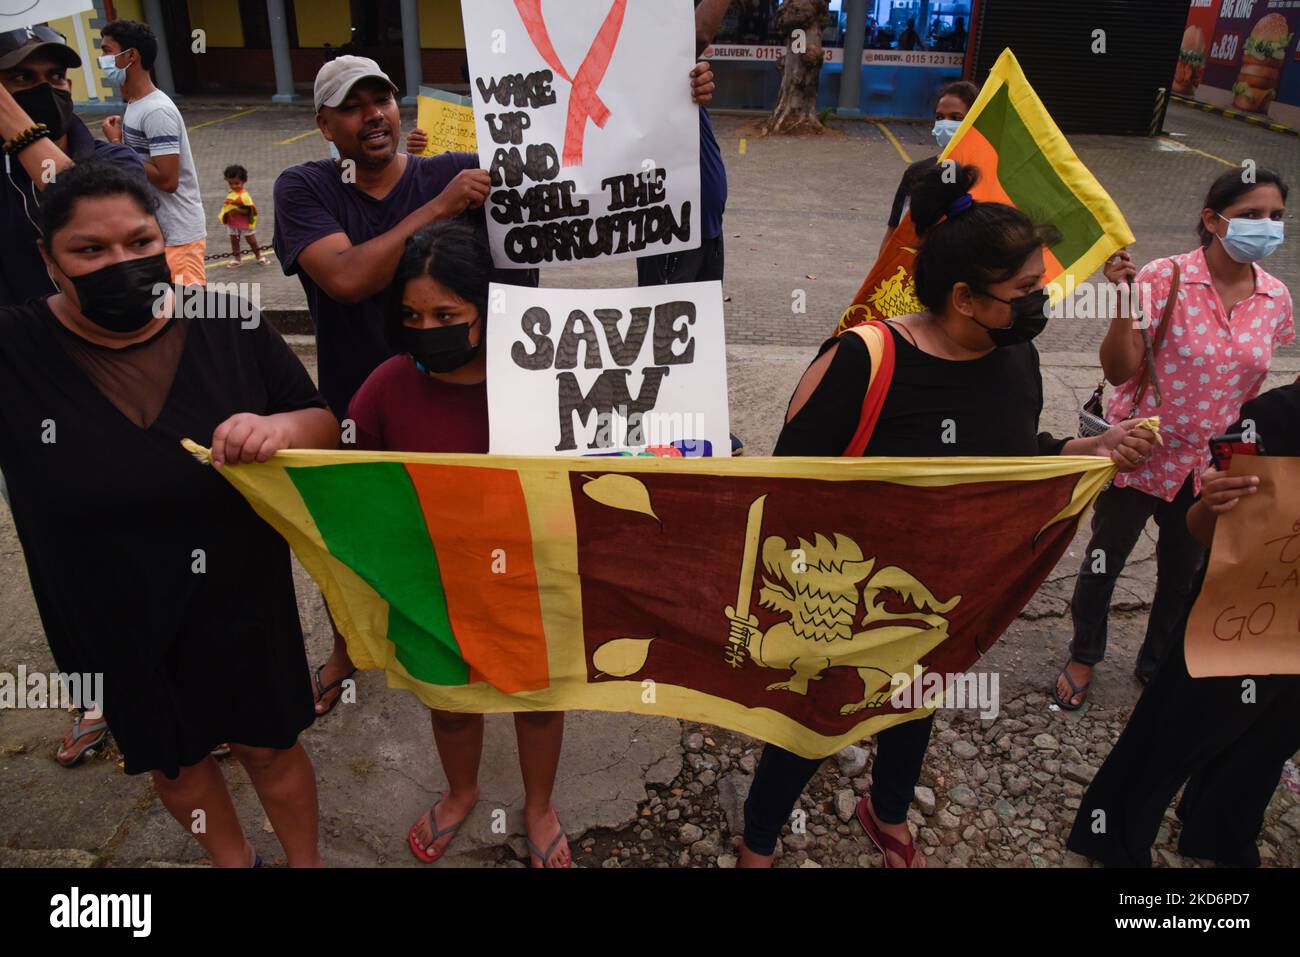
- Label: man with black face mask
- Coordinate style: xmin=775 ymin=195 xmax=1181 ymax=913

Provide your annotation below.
xmin=0 ymin=25 xmax=143 ymax=308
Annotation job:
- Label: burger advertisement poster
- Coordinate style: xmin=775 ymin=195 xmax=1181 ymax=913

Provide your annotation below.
xmin=1174 ymin=0 xmax=1300 ymax=127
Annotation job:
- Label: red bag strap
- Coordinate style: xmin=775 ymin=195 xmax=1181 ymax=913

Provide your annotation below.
xmin=841 ymin=320 xmax=896 ymax=457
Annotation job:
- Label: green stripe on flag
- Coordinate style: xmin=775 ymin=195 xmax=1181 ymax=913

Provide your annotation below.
xmin=973 ymin=85 xmax=1103 ymax=267
xmin=286 ymin=462 xmax=469 ymax=686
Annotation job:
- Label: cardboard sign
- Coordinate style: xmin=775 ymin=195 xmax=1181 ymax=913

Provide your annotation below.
xmin=486 ymin=280 xmax=730 ymax=457
xmin=415 ymin=86 xmax=477 ymax=156
xmin=1185 ymin=456 xmax=1300 ymax=677
xmin=461 ymin=0 xmax=701 ymax=268
xmin=0 ymin=0 xmax=91 ymax=31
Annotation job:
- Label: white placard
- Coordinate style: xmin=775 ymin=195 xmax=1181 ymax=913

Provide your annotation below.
xmin=461 ymin=0 xmax=702 ymax=269
xmin=0 ymin=0 xmax=92 ymax=32
xmin=487 ymin=281 xmax=730 ymax=457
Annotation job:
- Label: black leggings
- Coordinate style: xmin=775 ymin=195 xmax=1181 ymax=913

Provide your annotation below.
xmin=742 ymin=713 xmax=934 ymax=856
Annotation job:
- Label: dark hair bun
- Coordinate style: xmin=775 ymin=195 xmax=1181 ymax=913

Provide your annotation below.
xmin=905 ymin=161 xmax=1062 ymax=314
xmin=910 ymin=161 xmax=980 ymax=235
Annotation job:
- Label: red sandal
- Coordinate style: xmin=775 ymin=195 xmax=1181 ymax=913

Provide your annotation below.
xmin=856 ymin=795 xmax=918 ymax=868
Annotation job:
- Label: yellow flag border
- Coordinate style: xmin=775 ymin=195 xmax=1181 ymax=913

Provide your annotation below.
xmin=940 ymin=48 xmax=1135 ymax=303
xmin=183 ymin=441 xmax=1117 ymax=758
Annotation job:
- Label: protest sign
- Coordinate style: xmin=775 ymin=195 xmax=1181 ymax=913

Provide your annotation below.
xmin=1186 ymin=456 xmax=1300 ymax=677
xmin=415 ymin=86 xmax=477 ymax=155
xmin=486 ymin=280 xmax=729 ymax=457
xmin=0 ymin=0 xmax=90 ymax=31
xmin=460 ymin=0 xmax=701 ymax=268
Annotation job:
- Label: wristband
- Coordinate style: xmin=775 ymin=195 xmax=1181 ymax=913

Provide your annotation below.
xmin=2 ymin=124 xmax=51 ymax=156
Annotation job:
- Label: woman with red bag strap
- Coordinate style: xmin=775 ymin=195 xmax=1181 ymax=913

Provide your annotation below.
xmin=738 ymin=162 xmax=1157 ymax=869
xmin=1054 ymin=168 xmax=1292 ymax=711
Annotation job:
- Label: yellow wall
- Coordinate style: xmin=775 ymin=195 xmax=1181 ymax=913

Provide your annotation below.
xmin=48 ymin=6 xmax=120 ymax=103
xmin=187 ymin=0 xmax=245 ymax=48
xmin=114 ymin=0 xmax=145 ymax=20
xmin=419 ymin=0 xmax=465 ymax=48
xmin=294 ymin=0 xmax=353 ymax=47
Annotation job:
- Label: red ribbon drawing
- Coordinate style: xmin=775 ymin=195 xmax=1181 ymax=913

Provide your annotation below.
xmin=514 ymin=0 xmax=628 ymax=167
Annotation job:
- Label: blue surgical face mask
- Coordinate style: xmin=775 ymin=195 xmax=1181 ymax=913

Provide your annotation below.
xmin=1216 ymin=213 xmax=1284 ymax=263
xmin=932 ymin=118 xmax=961 ymax=150
xmin=97 ymin=52 xmax=127 ymax=86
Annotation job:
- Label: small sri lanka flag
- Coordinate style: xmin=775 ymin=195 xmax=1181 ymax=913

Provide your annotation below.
xmin=837 ymin=48 xmax=1135 ymax=334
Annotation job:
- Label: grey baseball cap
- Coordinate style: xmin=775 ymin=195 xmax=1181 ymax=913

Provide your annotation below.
xmin=313 ymin=55 xmax=398 ymax=112
xmin=0 ymin=25 xmax=82 ymax=71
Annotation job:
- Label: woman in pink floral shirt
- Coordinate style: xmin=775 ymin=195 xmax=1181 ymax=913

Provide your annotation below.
xmin=1055 ymin=168 xmax=1292 ymax=709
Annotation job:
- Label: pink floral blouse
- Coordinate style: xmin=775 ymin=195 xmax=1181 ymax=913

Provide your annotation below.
xmin=1106 ymin=246 xmax=1294 ymax=502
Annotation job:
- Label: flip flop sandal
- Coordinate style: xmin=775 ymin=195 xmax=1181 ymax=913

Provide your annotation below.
xmin=211 ymin=743 xmax=232 ymax=758
xmin=526 ymin=813 xmax=571 ymax=868
xmin=313 ymin=664 xmax=358 ymax=716
xmin=856 ymin=796 xmax=918 ymax=868
xmin=1052 ymin=662 xmax=1091 ymax=711
xmin=408 ymin=798 xmax=470 ymax=864
xmin=57 ymin=716 xmax=110 ymax=768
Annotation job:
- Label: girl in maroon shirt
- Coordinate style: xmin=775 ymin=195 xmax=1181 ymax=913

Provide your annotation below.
xmin=348 ymin=218 xmax=571 ymax=868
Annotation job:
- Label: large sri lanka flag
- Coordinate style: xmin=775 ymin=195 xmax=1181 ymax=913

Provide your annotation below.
xmin=836 ymin=48 xmax=1135 ymax=334
xmin=183 ymin=440 xmax=1115 ymax=758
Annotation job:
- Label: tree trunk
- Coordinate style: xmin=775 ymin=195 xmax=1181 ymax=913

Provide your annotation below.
xmin=766 ymin=0 xmax=830 ymax=135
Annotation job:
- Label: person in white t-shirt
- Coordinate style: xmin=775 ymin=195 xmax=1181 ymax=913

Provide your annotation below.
xmin=98 ymin=19 xmax=206 ymax=285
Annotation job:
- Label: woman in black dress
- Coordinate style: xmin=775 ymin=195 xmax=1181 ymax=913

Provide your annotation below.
xmin=0 ymin=161 xmax=339 ymax=866
xmin=1068 ymin=380 xmax=1300 ymax=867
xmin=738 ymin=162 xmax=1157 ymax=868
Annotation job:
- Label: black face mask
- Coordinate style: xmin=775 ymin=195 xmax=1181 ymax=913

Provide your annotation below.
xmin=393 ymin=319 xmax=483 ymax=374
xmin=58 ymin=253 xmax=172 ymax=333
xmin=12 ymin=83 xmax=76 ymax=140
xmin=972 ymin=287 xmax=1049 ymax=347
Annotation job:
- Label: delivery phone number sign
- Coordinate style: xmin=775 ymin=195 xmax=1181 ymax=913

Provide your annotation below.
xmin=461 ymin=0 xmax=701 ymax=269
xmin=486 ymin=281 xmax=730 ymax=457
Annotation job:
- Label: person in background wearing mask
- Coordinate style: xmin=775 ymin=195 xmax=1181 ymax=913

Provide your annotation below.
xmin=1053 ymin=169 xmax=1291 ymax=710
xmin=348 ymin=218 xmax=572 ymax=868
xmin=0 ymin=25 xmax=143 ymax=308
xmin=738 ymin=162 xmax=1156 ymax=868
xmin=879 ymin=81 xmax=978 ymax=256
xmin=0 ymin=161 xmax=339 ymax=865
xmin=0 ymin=24 xmax=144 ymax=766
xmin=1069 ymin=376 xmax=1300 ymax=867
xmin=98 ymin=19 xmax=207 ymax=286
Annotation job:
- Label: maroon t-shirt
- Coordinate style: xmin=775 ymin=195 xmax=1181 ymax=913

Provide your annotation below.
xmin=347 ymin=355 xmax=488 ymax=453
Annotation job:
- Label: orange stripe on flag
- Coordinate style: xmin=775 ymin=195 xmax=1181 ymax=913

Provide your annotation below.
xmin=955 ymin=127 xmax=1065 ymax=277
xmin=404 ymin=464 xmax=550 ymax=693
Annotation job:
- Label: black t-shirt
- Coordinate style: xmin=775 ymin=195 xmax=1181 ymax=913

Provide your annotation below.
xmin=774 ymin=322 xmax=1067 ymax=457
xmin=887 ymin=155 xmax=938 ymax=229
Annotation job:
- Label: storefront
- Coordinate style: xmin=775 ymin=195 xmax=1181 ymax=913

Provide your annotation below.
xmin=46 ymin=0 xmax=973 ymax=115
xmin=1171 ymin=0 xmax=1300 ymax=131
xmin=48 ymin=0 xmax=471 ymax=104
xmin=705 ymin=0 xmax=971 ymax=118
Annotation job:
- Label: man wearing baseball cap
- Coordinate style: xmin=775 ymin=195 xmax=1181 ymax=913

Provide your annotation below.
xmin=273 ymin=56 xmax=525 ymax=718
xmin=0 ymin=24 xmax=143 ymax=308
xmin=274 ymin=55 xmax=496 ymax=421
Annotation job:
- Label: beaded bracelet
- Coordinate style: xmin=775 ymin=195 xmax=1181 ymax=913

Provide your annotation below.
xmin=2 ymin=124 xmax=51 ymax=156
